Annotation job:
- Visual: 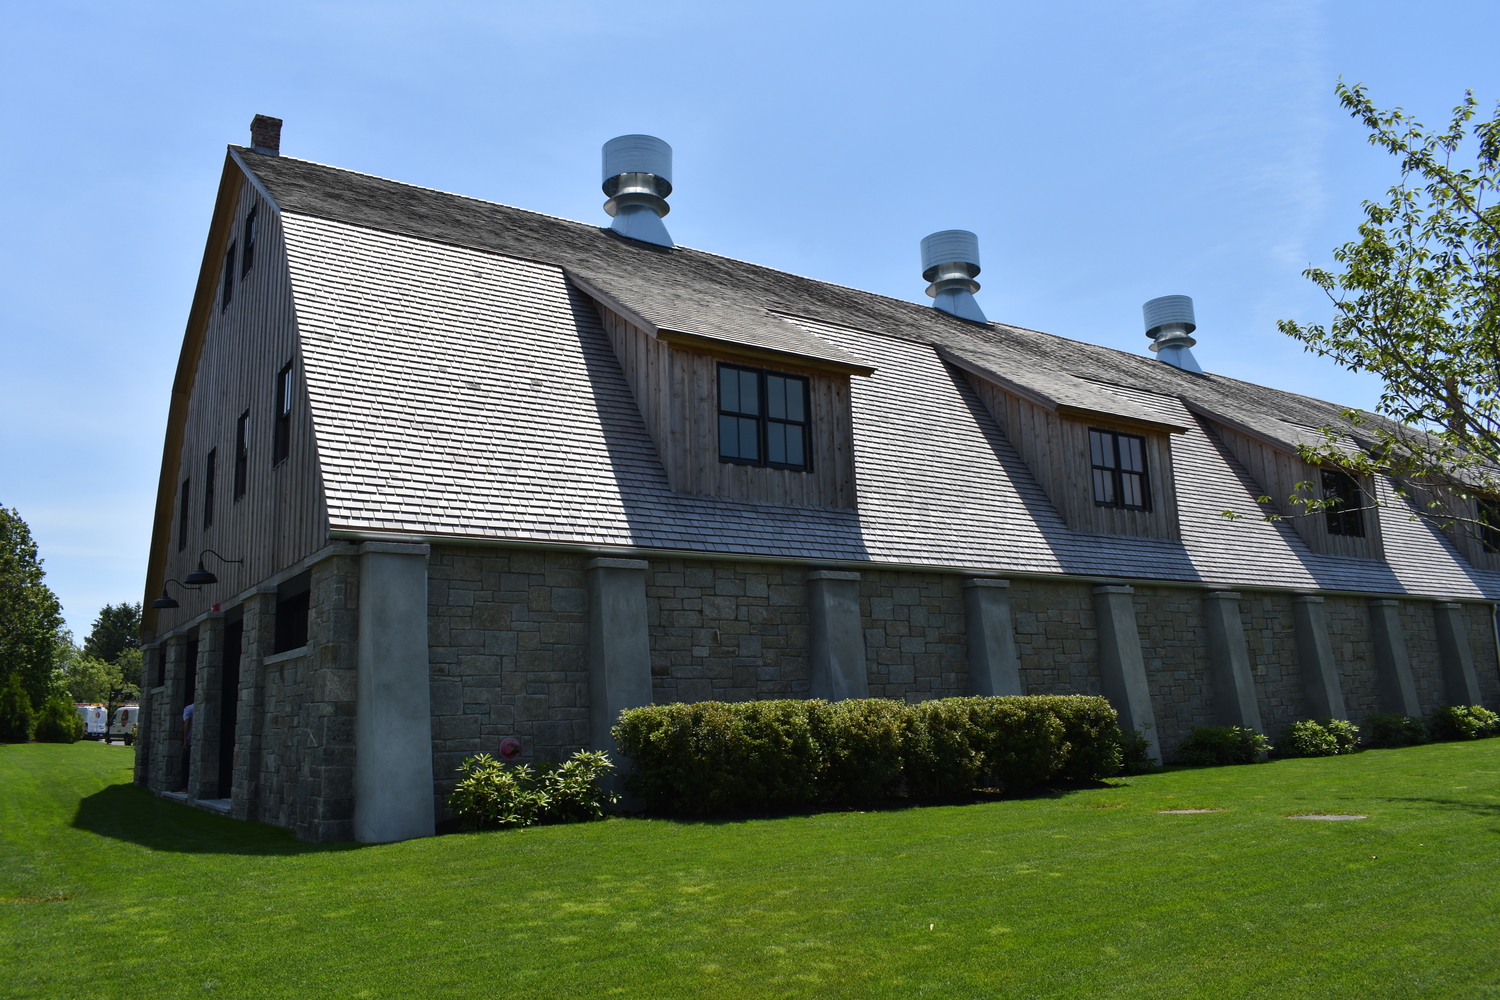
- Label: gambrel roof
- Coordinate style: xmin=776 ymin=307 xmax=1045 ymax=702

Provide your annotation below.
xmin=225 ymin=146 xmax=1500 ymax=600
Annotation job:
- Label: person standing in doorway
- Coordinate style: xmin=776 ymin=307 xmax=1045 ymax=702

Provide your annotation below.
xmin=180 ymin=702 xmax=195 ymax=792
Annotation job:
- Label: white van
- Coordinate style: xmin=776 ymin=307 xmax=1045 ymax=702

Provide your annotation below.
xmin=81 ymin=705 xmax=108 ymax=740
xmin=109 ymin=705 xmax=140 ymax=744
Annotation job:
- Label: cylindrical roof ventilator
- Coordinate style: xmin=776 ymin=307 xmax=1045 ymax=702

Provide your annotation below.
xmin=1142 ymin=294 xmax=1203 ymax=373
xmin=921 ymin=230 xmax=988 ymax=323
xmin=602 ymin=134 xmax=674 ymax=247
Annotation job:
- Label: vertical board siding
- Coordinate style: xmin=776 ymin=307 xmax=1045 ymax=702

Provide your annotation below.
xmin=153 ymin=177 xmax=328 ymax=634
xmin=966 ymin=373 xmax=1178 ymax=540
xmin=1210 ymin=423 xmax=1386 ymax=560
xmin=596 ymin=305 xmax=856 ymax=508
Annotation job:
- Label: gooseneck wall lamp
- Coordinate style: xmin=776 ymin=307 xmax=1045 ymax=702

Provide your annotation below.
xmin=150 ymin=579 xmax=202 ymax=610
xmin=183 ymin=549 xmax=245 ymax=587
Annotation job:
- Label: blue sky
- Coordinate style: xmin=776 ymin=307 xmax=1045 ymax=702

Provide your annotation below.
xmin=2 ymin=0 xmax=1498 ymax=638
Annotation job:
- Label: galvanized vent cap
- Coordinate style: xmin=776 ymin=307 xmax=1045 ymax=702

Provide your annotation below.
xmin=1142 ymin=294 xmax=1196 ymax=338
xmin=920 ymin=230 xmax=981 ymax=282
xmin=602 ymin=134 xmax=672 ymax=194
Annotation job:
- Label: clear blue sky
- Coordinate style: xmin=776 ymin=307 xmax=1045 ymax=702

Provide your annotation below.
xmin=3 ymin=0 xmax=1498 ymax=638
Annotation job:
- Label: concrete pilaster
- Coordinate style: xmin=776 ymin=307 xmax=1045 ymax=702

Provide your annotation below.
xmin=1370 ymin=598 xmax=1420 ymax=716
xmin=1433 ymin=602 xmax=1483 ymax=706
xmin=353 ymin=542 xmax=435 ymax=844
xmin=963 ymin=578 xmax=1022 ymax=697
xmin=808 ymin=570 xmax=868 ymax=701
xmin=1291 ymin=595 xmax=1347 ymax=720
xmin=1092 ymin=584 xmax=1160 ymax=763
xmin=587 ymin=557 xmax=654 ymax=763
xmin=188 ymin=613 xmax=225 ymax=801
xmin=1202 ymin=591 xmax=1262 ymax=731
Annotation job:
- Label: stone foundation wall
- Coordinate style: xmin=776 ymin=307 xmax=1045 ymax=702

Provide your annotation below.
xmin=858 ymin=571 xmax=967 ymax=701
xmin=1327 ymin=597 xmax=1380 ymax=720
xmin=1468 ymin=604 xmax=1500 ymax=706
xmin=1009 ymin=580 xmax=1100 ymax=697
xmin=1133 ymin=586 xmax=1213 ymax=755
xmin=1242 ymin=593 xmax=1306 ymax=737
xmin=1402 ymin=601 xmax=1447 ymax=715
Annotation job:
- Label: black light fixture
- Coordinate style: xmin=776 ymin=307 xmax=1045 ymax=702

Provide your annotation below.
xmin=184 ymin=548 xmax=245 ymax=586
xmin=151 ymin=578 xmax=201 ymax=609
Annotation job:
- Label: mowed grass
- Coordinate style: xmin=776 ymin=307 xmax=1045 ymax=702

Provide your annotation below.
xmin=3 ymin=742 xmax=1499 ymax=999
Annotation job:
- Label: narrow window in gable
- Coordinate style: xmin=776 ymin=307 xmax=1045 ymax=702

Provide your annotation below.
xmin=203 ymin=449 xmax=216 ymax=528
xmin=1321 ymin=469 xmax=1365 ymax=537
xmin=718 ymin=363 xmax=810 ymax=471
xmin=1478 ymin=497 xmax=1500 ymax=553
xmin=241 ymin=206 xmax=258 ymax=276
xmin=221 ymin=243 xmax=236 ymax=311
xmin=1089 ymin=429 xmax=1150 ymax=511
xmin=272 ymin=360 xmax=293 ymax=467
xmin=178 ymin=478 xmax=191 ymax=550
xmin=233 ymin=409 xmax=249 ymax=501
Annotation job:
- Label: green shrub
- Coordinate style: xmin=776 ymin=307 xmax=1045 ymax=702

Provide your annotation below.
xmin=449 ymin=750 xmax=617 ymax=831
xmin=1050 ymin=699 xmax=1133 ymax=780
xmin=1321 ymin=718 xmax=1362 ymax=753
xmin=1428 ymin=704 xmax=1500 ymax=742
xmin=0 ymin=673 xmax=36 ymax=743
xmin=1365 ymin=713 xmax=1428 ymax=748
xmin=33 ymin=695 xmax=83 ymax=744
xmin=1114 ymin=728 xmax=1157 ymax=775
xmin=1276 ymin=719 xmax=1363 ymax=758
xmin=1176 ymin=726 xmax=1271 ymax=766
xmin=613 ymin=695 xmax=1130 ymax=816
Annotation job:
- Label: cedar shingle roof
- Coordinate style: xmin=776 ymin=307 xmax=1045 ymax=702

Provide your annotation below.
xmin=239 ymin=147 xmax=1500 ymax=600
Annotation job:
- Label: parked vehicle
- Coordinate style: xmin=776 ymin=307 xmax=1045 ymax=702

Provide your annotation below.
xmin=109 ymin=705 xmax=140 ymax=745
xmin=79 ymin=705 xmax=108 ymax=740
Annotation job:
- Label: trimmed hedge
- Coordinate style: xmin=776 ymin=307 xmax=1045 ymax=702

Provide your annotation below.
xmin=1176 ymin=726 xmax=1271 ymax=766
xmin=1365 ymin=713 xmax=1428 ymax=748
xmin=612 ymin=695 xmax=1133 ymax=816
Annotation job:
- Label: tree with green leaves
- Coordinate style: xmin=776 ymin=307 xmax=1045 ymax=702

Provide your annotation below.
xmin=0 ymin=507 xmax=65 ymax=711
xmin=83 ymin=601 xmax=140 ymax=666
xmin=1277 ymin=82 xmax=1500 ymax=537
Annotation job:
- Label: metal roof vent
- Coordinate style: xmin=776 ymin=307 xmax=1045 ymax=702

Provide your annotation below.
xmin=921 ymin=230 xmax=987 ymax=323
xmin=1143 ymin=294 xmax=1203 ymax=374
xmin=602 ymin=134 xmax=673 ymax=247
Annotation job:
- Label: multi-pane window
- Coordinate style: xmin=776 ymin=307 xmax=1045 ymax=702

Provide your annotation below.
xmin=1478 ymin=498 xmax=1500 ymax=554
xmin=221 ymin=243 xmax=236 ymax=311
xmin=203 ymin=449 xmax=216 ymax=528
xmin=233 ymin=409 xmax=249 ymax=501
xmin=1089 ymin=429 xmax=1150 ymax=510
xmin=717 ymin=364 xmax=810 ymax=471
xmin=1321 ymin=469 xmax=1365 ymax=537
xmin=241 ymin=206 xmax=258 ymax=276
xmin=178 ymin=478 xmax=191 ymax=550
xmin=272 ymin=361 xmax=293 ymax=466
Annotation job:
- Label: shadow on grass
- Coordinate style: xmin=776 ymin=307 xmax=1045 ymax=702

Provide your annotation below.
xmin=72 ymin=783 xmax=362 ymax=856
xmin=1382 ymin=796 xmax=1500 ymax=820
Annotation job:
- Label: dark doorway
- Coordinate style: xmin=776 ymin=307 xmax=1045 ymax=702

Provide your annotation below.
xmin=218 ymin=618 xmax=243 ymax=799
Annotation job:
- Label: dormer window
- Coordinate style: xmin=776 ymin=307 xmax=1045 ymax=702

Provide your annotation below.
xmin=718 ymin=363 xmax=811 ymax=471
xmin=1090 ymin=429 xmax=1150 ymax=511
xmin=1321 ymin=469 xmax=1364 ymax=537
xmin=1477 ymin=497 xmax=1500 ymax=553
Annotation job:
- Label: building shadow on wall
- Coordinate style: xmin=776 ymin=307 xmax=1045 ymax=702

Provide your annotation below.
xmin=72 ymin=783 xmax=361 ymax=856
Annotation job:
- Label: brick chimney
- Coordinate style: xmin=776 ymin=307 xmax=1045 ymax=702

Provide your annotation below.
xmin=250 ymin=115 xmax=282 ymax=156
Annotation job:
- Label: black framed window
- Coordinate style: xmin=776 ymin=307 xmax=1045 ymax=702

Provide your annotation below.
xmin=1321 ymin=469 xmax=1364 ymax=537
xmin=203 ymin=449 xmax=216 ymax=528
xmin=717 ymin=363 xmax=810 ymax=471
xmin=1480 ymin=498 xmax=1500 ymax=554
xmin=274 ymin=573 xmax=311 ymax=653
xmin=1089 ymin=429 xmax=1150 ymax=510
xmin=241 ymin=206 xmax=258 ymax=276
xmin=272 ymin=360 xmax=293 ymax=466
xmin=233 ymin=409 xmax=249 ymax=501
xmin=221 ymin=243 xmax=236 ymax=311
xmin=178 ymin=478 xmax=191 ymax=550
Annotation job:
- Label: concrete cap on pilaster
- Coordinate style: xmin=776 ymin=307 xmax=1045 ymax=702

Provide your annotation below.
xmin=808 ymin=570 xmax=861 ymax=581
xmin=586 ymin=557 xmax=650 ymax=571
xmin=1203 ymin=591 xmax=1242 ymax=601
xmin=1370 ymin=598 xmax=1402 ymax=607
xmin=1433 ymin=601 xmax=1462 ymax=609
xmin=357 ymin=541 xmax=431 ymax=556
xmin=1092 ymin=584 xmax=1134 ymax=595
xmin=1291 ymin=594 xmax=1324 ymax=604
xmin=963 ymin=578 xmax=1011 ymax=589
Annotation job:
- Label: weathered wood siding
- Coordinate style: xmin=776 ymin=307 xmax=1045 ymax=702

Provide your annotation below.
xmin=153 ymin=176 xmax=327 ymax=633
xmin=1208 ymin=422 xmax=1384 ymax=559
xmin=1401 ymin=481 xmax=1500 ymax=571
xmin=965 ymin=373 xmax=1179 ymax=539
xmin=597 ymin=305 xmax=857 ymax=508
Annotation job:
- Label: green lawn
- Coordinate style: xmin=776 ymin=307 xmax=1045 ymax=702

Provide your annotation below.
xmin=3 ymin=741 xmax=1498 ymax=999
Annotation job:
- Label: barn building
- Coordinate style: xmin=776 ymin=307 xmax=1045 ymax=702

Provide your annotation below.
xmin=134 ymin=116 xmax=1500 ymax=842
